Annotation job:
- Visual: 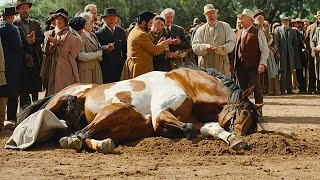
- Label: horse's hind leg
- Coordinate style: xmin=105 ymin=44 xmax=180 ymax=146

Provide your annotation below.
xmin=60 ymin=103 xmax=153 ymax=154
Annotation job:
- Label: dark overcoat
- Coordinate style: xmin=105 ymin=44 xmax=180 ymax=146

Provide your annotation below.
xmin=0 ymin=22 xmax=29 ymax=97
xmin=14 ymin=17 xmax=44 ymax=92
xmin=95 ymin=25 xmax=127 ymax=83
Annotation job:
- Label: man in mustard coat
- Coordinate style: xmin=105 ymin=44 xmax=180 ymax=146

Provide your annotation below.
xmin=121 ymin=11 xmax=173 ymax=80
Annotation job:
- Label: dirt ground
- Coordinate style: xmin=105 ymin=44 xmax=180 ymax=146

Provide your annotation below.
xmin=1 ymin=94 xmax=320 ymax=180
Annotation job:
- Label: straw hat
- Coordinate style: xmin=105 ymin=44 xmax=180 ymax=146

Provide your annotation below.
xmin=203 ymin=4 xmax=218 ymax=15
xmin=237 ymin=9 xmax=255 ymax=21
xmin=314 ymin=11 xmax=320 ymax=19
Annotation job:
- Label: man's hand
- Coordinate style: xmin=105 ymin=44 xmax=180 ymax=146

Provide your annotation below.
xmin=258 ymin=64 xmax=266 ymax=74
xmin=27 ymin=31 xmax=36 ymax=44
xmin=172 ymin=36 xmax=181 ymax=45
xmin=102 ymin=43 xmax=115 ymax=52
xmin=158 ymin=37 xmax=166 ymax=44
xmin=164 ymin=37 xmax=174 ymax=45
xmin=207 ymin=45 xmax=217 ymax=52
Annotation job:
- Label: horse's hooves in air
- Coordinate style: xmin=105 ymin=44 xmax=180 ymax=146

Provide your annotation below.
xmin=229 ymin=136 xmax=247 ymax=151
xmin=101 ymin=138 xmax=115 ymax=154
xmin=59 ymin=136 xmax=82 ymax=151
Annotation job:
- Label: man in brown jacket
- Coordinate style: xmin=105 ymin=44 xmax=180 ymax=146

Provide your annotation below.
xmin=121 ymin=11 xmax=172 ymax=80
xmin=234 ymin=9 xmax=269 ymax=105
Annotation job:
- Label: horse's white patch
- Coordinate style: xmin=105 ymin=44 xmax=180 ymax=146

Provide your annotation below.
xmin=62 ymin=84 xmax=94 ymax=96
xmin=84 ymin=71 xmax=187 ymax=127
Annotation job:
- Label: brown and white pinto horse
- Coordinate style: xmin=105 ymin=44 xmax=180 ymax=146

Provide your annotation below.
xmin=19 ymin=67 xmax=263 ymax=154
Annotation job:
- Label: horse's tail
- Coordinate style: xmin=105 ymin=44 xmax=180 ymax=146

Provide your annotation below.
xmin=17 ymin=94 xmax=55 ymax=125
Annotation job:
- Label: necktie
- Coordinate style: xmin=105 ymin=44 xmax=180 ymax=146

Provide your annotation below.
xmin=166 ymin=27 xmax=171 ymax=36
xmin=111 ymin=28 xmax=115 ymax=36
xmin=285 ymin=29 xmax=289 ymax=40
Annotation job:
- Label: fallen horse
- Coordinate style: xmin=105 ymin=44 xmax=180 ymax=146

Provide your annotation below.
xmin=14 ymin=67 xmax=264 ymax=154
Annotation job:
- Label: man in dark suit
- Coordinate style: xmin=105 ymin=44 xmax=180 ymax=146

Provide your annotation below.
xmin=95 ymin=8 xmax=127 ymax=83
xmin=160 ymin=8 xmax=190 ymax=69
xmin=13 ymin=0 xmax=44 ymax=108
xmin=0 ymin=6 xmax=31 ymax=130
xmin=275 ymin=17 xmax=299 ymax=94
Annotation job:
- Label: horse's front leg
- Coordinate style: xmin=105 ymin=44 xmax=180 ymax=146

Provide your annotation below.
xmin=153 ymin=109 xmax=196 ymax=139
xmin=200 ymin=122 xmax=247 ymax=151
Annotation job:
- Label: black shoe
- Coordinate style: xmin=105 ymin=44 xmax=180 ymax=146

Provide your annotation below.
xmin=287 ymin=90 xmax=294 ymax=94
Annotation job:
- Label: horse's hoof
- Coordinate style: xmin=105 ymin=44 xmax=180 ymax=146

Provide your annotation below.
xmin=101 ymin=138 xmax=115 ymax=154
xmin=59 ymin=136 xmax=82 ymax=151
xmin=229 ymin=136 xmax=247 ymax=151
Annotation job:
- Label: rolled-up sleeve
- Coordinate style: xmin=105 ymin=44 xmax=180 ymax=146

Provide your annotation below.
xmin=258 ymin=29 xmax=269 ymax=67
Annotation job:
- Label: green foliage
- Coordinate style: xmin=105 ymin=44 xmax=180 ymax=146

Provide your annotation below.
xmin=1 ymin=0 xmax=320 ymax=29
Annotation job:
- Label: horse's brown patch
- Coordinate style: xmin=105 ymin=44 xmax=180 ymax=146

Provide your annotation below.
xmin=129 ymin=80 xmax=146 ymax=92
xmin=115 ymin=91 xmax=132 ymax=104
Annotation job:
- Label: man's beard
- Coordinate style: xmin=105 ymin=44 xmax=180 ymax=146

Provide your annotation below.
xmin=20 ymin=12 xmax=29 ymax=20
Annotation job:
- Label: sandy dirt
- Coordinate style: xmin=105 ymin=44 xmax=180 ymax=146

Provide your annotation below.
xmin=1 ymin=94 xmax=320 ymax=179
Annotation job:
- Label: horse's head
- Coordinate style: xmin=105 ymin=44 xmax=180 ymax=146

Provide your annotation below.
xmin=218 ymin=86 xmax=264 ymax=136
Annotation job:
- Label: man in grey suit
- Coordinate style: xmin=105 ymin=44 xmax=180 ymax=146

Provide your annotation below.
xmin=160 ymin=8 xmax=190 ymax=69
xmin=275 ymin=17 xmax=299 ymax=94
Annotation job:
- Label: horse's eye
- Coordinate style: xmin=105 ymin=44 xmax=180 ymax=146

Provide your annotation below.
xmin=241 ymin=111 xmax=249 ymax=116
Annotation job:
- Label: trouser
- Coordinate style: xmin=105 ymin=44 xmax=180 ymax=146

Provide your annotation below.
xmin=308 ymin=56 xmax=317 ymax=92
xmin=296 ymin=68 xmax=306 ymax=92
xmin=20 ymin=91 xmax=39 ymax=109
xmin=280 ymin=70 xmax=293 ymax=93
xmin=7 ymin=92 xmax=39 ymax=121
xmin=0 ymin=97 xmax=8 ymax=126
xmin=236 ymin=65 xmax=263 ymax=104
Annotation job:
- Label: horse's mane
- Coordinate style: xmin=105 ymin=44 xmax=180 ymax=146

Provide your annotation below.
xmin=178 ymin=63 xmax=264 ymax=133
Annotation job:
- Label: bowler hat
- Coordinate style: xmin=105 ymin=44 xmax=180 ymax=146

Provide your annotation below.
xmin=2 ymin=6 xmax=18 ymax=16
xmin=101 ymin=7 xmax=118 ymax=18
xmin=253 ymin=9 xmax=267 ymax=18
xmin=16 ymin=0 xmax=32 ymax=9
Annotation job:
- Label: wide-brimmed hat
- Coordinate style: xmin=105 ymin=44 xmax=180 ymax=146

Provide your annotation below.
xmin=237 ymin=9 xmax=255 ymax=21
xmin=101 ymin=7 xmax=118 ymax=18
xmin=303 ymin=18 xmax=310 ymax=23
xmin=203 ymin=4 xmax=218 ymax=15
xmin=2 ymin=6 xmax=18 ymax=16
xmin=281 ymin=16 xmax=290 ymax=21
xmin=53 ymin=8 xmax=69 ymax=22
xmin=295 ymin=18 xmax=303 ymax=22
xmin=136 ymin=10 xmax=156 ymax=23
xmin=314 ymin=11 xmax=320 ymax=19
xmin=253 ymin=9 xmax=267 ymax=18
xmin=16 ymin=0 xmax=32 ymax=9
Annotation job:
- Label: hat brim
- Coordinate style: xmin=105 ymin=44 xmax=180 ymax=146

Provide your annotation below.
xmin=2 ymin=12 xmax=19 ymax=16
xmin=101 ymin=14 xmax=118 ymax=18
xmin=315 ymin=15 xmax=320 ymax=19
xmin=16 ymin=2 xmax=32 ymax=9
xmin=203 ymin=9 xmax=218 ymax=15
xmin=53 ymin=13 xmax=69 ymax=21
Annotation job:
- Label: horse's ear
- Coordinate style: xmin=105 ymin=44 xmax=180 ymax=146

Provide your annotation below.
xmin=255 ymin=103 xmax=264 ymax=110
xmin=242 ymin=86 xmax=255 ymax=99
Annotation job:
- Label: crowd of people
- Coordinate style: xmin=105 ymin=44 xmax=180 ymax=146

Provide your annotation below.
xmin=0 ymin=0 xmax=320 ymax=131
